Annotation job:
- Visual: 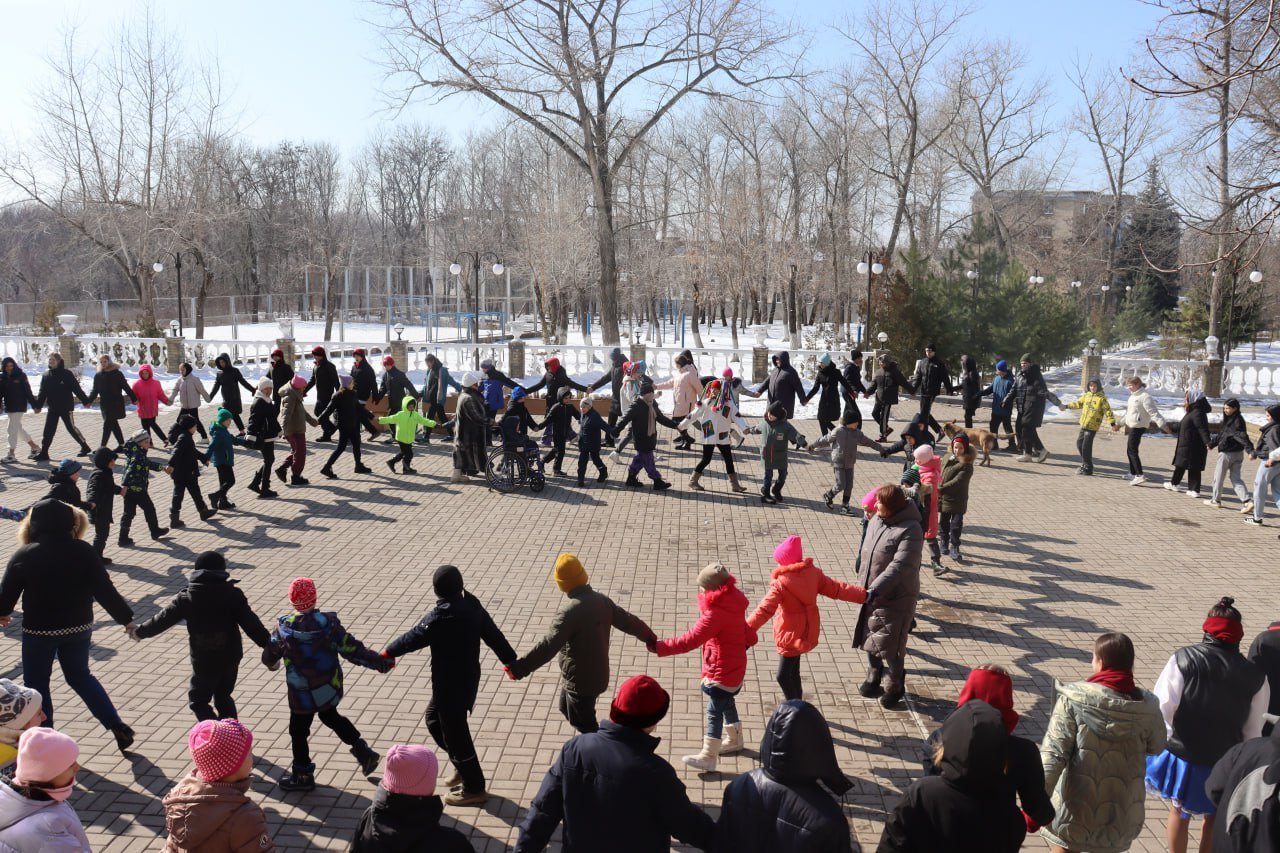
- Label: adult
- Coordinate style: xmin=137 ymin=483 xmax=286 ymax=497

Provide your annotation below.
xmin=245 ymin=378 xmax=281 ymax=499
xmin=0 ymin=357 xmax=40 ymax=462
xmin=33 ymin=353 xmax=91 ymax=460
xmin=0 ymin=728 xmax=91 ymax=852
xmin=1207 ymin=719 xmax=1280 ymax=851
xmin=451 ymin=372 xmax=488 ymax=484
xmin=1040 ymin=632 xmax=1166 ymax=853
xmin=1247 ymin=618 xmax=1280 ymax=722
xmin=209 ymin=353 xmax=255 ymax=434
xmin=910 ymin=342 xmax=954 ymax=434
xmin=268 ymin=348 xmax=293 ymax=409
xmin=1166 ymin=389 xmax=1213 ymax=497
xmin=854 ymin=484 xmax=924 ymax=709
xmin=805 ymin=353 xmax=857 ymax=436
xmin=0 ymin=500 xmax=136 ymax=750
xmin=841 ymin=349 xmax=870 ymax=425
xmin=587 ymin=348 xmax=628 ymax=446
xmin=758 ymin=352 xmax=805 ymax=419
xmin=715 ymin=700 xmax=855 ymax=853
xmin=86 ymin=354 xmax=136 ymax=450
xmin=506 ymin=554 xmax=655 ymax=733
xmin=350 ymin=348 xmax=380 ymax=440
xmin=981 ymin=360 xmax=1017 ymax=452
xmin=1004 ymin=353 xmax=1059 ymax=464
xmin=274 ymin=375 xmax=318 ymax=487
xmin=871 ymin=354 xmax=913 ymax=442
xmin=169 ymin=362 xmax=211 ymax=441
xmin=514 ymin=675 xmax=714 ymax=853
xmin=1112 ymin=375 xmax=1170 ymax=485
xmin=655 ymin=349 xmax=702 ymax=450
xmin=680 ymin=379 xmax=748 ymax=493
xmin=304 ymin=346 xmax=340 ymax=442
xmin=377 ymin=356 xmax=418 ymax=420
xmin=1146 ymin=596 xmax=1269 ymax=853
xmin=422 ymin=354 xmax=460 ymax=444
xmin=958 ymin=355 xmax=982 ymax=429
xmin=524 ymin=357 xmax=587 ymax=403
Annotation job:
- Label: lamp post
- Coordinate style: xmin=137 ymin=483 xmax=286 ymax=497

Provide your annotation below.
xmin=856 ymin=253 xmax=884 ymax=347
xmin=965 ymin=266 xmax=980 ymax=352
xmin=1028 ymin=270 xmax=1045 ymax=285
xmin=1226 ymin=269 xmax=1264 ymax=363
xmin=152 ymin=251 xmax=202 ymax=336
xmin=450 ymin=251 xmax=505 ymax=369
xmin=1100 ymin=284 xmax=1111 ymax=317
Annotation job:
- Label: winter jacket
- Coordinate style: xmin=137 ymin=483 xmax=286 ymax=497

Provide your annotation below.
xmin=0 ymin=499 xmax=133 ymax=634
xmin=0 ymin=781 xmax=91 ymax=852
xmin=853 ymin=502 xmax=924 ymax=660
xmin=304 ymin=357 xmax=339 ymax=405
xmin=508 ymin=585 xmax=654 ymax=698
xmin=378 ymin=368 xmax=418 ymax=413
xmin=884 ymin=416 xmax=936 ymax=465
xmin=873 ymin=360 xmax=913 ymax=406
xmin=161 ymin=774 xmax=275 ymax=853
xmin=350 ymin=788 xmax=474 ymax=853
xmin=1213 ymin=410 xmax=1255 ymax=455
xmin=842 ymin=361 xmax=869 ymax=418
xmin=514 ymin=721 xmax=715 ymax=853
xmin=378 ymin=399 xmax=436 ymax=445
xmin=587 ymin=349 xmax=627 ymax=411
xmin=1039 ymin=680 xmax=1166 ymax=853
xmin=134 ymin=565 xmax=271 ymax=666
xmin=654 ymin=576 xmax=756 ymax=689
xmin=1156 ymin=638 xmax=1268 ymax=767
xmin=121 ymin=438 xmax=165 ymax=491
xmin=576 ymin=408 xmax=611 ymax=453
xmin=747 ymin=558 xmax=866 ymax=658
xmin=912 ymin=456 xmax=942 ymax=540
xmin=481 ymin=368 xmax=519 ymax=412
xmin=1206 ymin=725 xmax=1280 ymax=853
xmin=262 ymin=609 xmax=391 ymax=713
xmin=923 ymin=723 xmax=1053 ymax=830
xmin=762 ymin=352 xmax=806 ymax=418
xmin=539 ymin=400 xmax=580 ymax=443
xmin=1004 ymin=364 xmax=1057 ymax=428
xmin=912 ymin=355 xmax=954 ymax=398
xmin=1066 ymin=390 xmax=1116 ymax=432
xmin=269 ymin=358 xmax=293 ymax=402
xmin=981 ymin=373 xmax=1014 ymax=417
xmin=317 ymin=390 xmax=361 ymax=435
xmin=806 ymin=362 xmax=855 ymax=421
xmin=669 ymin=364 xmax=703 ymax=417
xmin=88 ymin=364 xmax=135 ymax=420
xmin=677 ymin=388 xmax=747 ymax=446
xmin=1172 ymin=395 xmax=1213 ymax=472
xmin=615 ymin=396 xmax=678 ymax=453
xmin=210 ymin=355 xmax=254 ymax=415
xmin=85 ymin=451 xmax=118 ymax=523
xmin=204 ymin=423 xmax=244 ymax=468
xmin=880 ymin=701 xmax=1027 ymax=853
xmin=245 ymin=397 xmax=280 ymax=449
xmin=278 ymin=385 xmax=316 ymax=436
xmin=423 ymin=363 xmax=461 ymax=407
xmin=810 ymin=425 xmax=881 ymax=468
xmin=715 ymin=701 xmax=856 ymax=853
xmin=385 ymin=589 xmax=517 ymax=713
xmin=44 ymin=473 xmax=86 ymax=511
xmin=524 ymin=365 xmax=587 ymax=401
xmin=452 ymin=388 xmax=488 ymax=474
xmin=131 ymin=366 xmax=169 ymax=419
xmin=171 ymin=374 xmax=211 ymax=410
xmin=760 ymin=416 xmax=805 ymax=469
xmin=958 ymin=358 xmax=981 ymax=410
xmin=352 ymin=359 xmax=377 ymax=402
xmin=499 ymin=402 xmax=539 ymax=448
xmin=938 ymin=445 xmax=976 ymax=515
xmin=34 ymin=357 xmax=89 ymax=416
xmin=1121 ymin=388 xmax=1166 ymax=430
xmin=1248 ymin=622 xmax=1280 ymax=716
xmin=1257 ymin=420 xmax=1280 ymax=458
xmin=168 ymin=432 xmax=207 ymax=482
xmin=0 ymin=363 xmax=36 ymax=415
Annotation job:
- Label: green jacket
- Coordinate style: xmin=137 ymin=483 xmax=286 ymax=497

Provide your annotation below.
xmin=1065 ymin=390 xmax=1116 ymax=432
xmin=1039 ymin=680 xmax=1166 ymax=853
xmin=938 ymin=446 xmax=976 ymax=515
xmin=378 ymin=396 xmax=437 ymax=444
xmin=760 ymin=417 xmax=805 ymax=468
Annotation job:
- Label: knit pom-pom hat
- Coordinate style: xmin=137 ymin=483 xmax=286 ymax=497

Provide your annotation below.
xmin=861 ymin=488 xmax=879 ymax=514
xmin=289 ymin=577 xmax=317 ymax=612
xmin=0 ymin=681 xmax=41 ymax=745
xmin=913 ymin=445 xmax=935 ymax=464
xmin=382 ymin=744 xmax=438 ymax=797
xmin=189 ymin=719 xmax=253 ymax=782
xmin=773 ymin=535 xmax=804 ymax=566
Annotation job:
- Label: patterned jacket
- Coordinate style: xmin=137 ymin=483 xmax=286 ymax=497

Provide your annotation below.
xmin=263 ymin=610 xmax=391 ymax=713
xmin=120 ymin=439 xmax=165 ymax=492
xmin=1066 ymin=390 xmax=1116 ymax=432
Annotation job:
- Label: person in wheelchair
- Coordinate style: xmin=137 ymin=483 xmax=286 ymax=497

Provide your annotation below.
xmin=499 ymin=387 xmax=544 ymax=465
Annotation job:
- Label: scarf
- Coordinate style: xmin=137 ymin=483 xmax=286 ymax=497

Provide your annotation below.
xmin=1203 ymin=616 xmax=1244 ymax=645
xmin=1086 ymin=668 xmax=1137 ymax=697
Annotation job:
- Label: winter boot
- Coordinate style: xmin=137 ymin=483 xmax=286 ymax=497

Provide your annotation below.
xmin=247 ymin=473 xmax=262 ymax=494
xmin=403 ymin=464 xmax=417 ymax=474
xmin=169 ymin=514 xmax=186 ymax=529
xmin=1036 ymin=448 xmax=1050 ymax=463
xmin=150 ymin=526 xmax=169 ymax=540
xmin=728 ymin=472 xmax=747 ymax=493
xmin=689 ymin=471 xmax=705 ymax=491
xmin=577 ymin=475 xmax=586 ymax=487
xmin=198 ymin=507 xmax=217 ymax=522
xmin=681 ymin=736 xmax=720 ymax=772
xmin=596 ymin=466 xmax=608 ymax=483
xmin=274 ymin=464 xmax=288 ymax=483
xmin=278 ymin=767 xmax=316 ymax=792
xmin=206 ymin=492 xmax=220 ymax=509
xmin=320 ymin=467 xmax=338 ymax=480
xmin=653 ymin=479 xmax=672 ymax=491
xmin=880 ymin=686 xmax=905 ymax=709
xmin=386 ymin=458 xmax=398 ymax=472
xmin=353 ymin=464 xmax=372 ymax=474
xmin=823 ymin=489 xmax=835 ymax=508
xmin=110 ymin=723 xmax=135 ymax=752
xmin=291 ymin=473 xmax=309 ymax=486
xmin=720 ymin=723 xmax=744 ymax=755
xmin=217 ymin=497 xmax=235 ymax=510
xmin=770 ymin=482 xmax=784 ymax=502
xmin=259 ymin=488 xmax=278 ymax=499
xmin=760 ymin=486 xmax=775 ymax=504
xmin=624 ymin=474 xmax=642 ymax=488
xmin=352 ymin=741 xmax=380 ymax=775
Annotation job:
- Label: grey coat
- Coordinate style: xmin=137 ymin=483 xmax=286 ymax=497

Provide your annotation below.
xmin=853 ymin=503 xmax=923 ymax=659
xmin=810 ymin=425 xmax=882 ymax=468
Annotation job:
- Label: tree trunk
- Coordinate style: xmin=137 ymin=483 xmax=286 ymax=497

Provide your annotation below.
xmin=1209 ymin=11 xmax=1233 ymax=340
xmin=689 ymin=283 xmax=704 ymax=349
xmin=730 ymin=296 xmax=740 ymax=349
xmin=787 ymin=266 xmax=800 ymax=349
xmin=323 ymin=265 xmax=340 ymax=342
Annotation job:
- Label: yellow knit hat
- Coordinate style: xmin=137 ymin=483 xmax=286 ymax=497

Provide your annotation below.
xmin=554 ymin=553 xmax=588 ymax=592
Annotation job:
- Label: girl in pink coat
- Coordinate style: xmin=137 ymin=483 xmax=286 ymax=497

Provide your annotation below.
xmin=906 ymin=444 xmax=943 ymax=574
xmin=653 ymin=563 xmax=757 ymax=772
xmin=747 ymin=535 xmax=866 ymax=702
xmin=132 ymin=365 xmax=170 ymax=447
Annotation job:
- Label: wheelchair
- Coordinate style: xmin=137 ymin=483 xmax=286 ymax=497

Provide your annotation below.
xmin=485 ymin=440 xmax=546 ymax=494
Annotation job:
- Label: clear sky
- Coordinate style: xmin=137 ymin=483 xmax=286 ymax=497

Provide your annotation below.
xmin=0 ymin=0 xmax=1166 ymax=186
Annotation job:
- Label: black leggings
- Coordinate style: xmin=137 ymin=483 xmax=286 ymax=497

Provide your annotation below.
xmin=324 ymin=430 xmax=362 ymax=469
xmin=694 ymin=443 xmax=736 ymax=475
xmin=141 ymin=417 xmax=166 ymax=444
xmin=100 ymin=416 xmax=125 ymax=448
xmin=1127 ymin=427 xmax=1146 ymax=476
xmin=211 ymin=465 xmax=235 ymax=501
xmin=289 ymin=708 xmax=363 ymax=771
xmin=776 ymin=655 xmax=802 ymax=700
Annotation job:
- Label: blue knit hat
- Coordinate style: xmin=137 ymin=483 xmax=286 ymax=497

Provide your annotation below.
xmin=995 ymin=360 xmax=1008 ymax=372
xmin=55 ymin=459 xmax=81 ymax=477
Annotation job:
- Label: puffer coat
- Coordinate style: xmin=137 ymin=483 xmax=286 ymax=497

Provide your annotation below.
xmin=938 ymin=445 xmax=976 ymax=515
xmin=747 ymin=559 xmax=866 ymax=657
xmin=853 ymin=502 xmax=924 ymax=659
xmin=654 ymin=576 xmax=757 ymax=689
xmin=1039 ymin=680 xmax=1166 ymax=853
xmin=1172 ymin=395 xmax=1213 ymax=472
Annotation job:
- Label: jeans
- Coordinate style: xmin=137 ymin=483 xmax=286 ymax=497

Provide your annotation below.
xmin=189 ymin=659 xmax=240 ymax=721
xmin=558 ymin=688 xmax=600 ymax=734
xmin=694 ymin=443 xmax=735 ymax=475
xmin=627 ymin=451 xmax=660 ymax=480
xmin=776 ymin=655 xmax=802 ymax=701
xmin=426 ymin=700 xmax=485 ymax=793
xmin=1170 ymin=466 xmax=1202 ymax=493
xmin=1253 ymin=462 xmax=1280 ymax=521
xmin=702 ymin=683 xmax=741 ymax=738
xmin=179 ymin=408 xmax=207 ymax=439
xmin=100 ymin=416 xmax=125 ymax=448
xmin=290 ymin=708 xmax=363 ymax=772
xmin=120 ymin=489 xmax=161 ymax=538
xmin=940 ymin=511 xmax=964 ymax=551
xmin=762 ymin=465 xmax=787 ymax=494
xmin=1211 ymin=451 xmax=1250 ymax=502
xmin=1127 ymin=427 xmax=1147 ymax=475
xmin=989 ymin=411 xmax=1014 ymax=445
xmin=6 ymin=412 xmax=33 ymax=453
xmin=41 ymin=411 xmax=90 ymax=454
xmin=283 ymin=433 xmax=306 ymax=474
xmin=22 ymin=630 xmax=121 ymax=729
xmin=324 ymin=430 xmax=362 ymax=469
xmin=1076 ymin=428 xmax=1097 ymax=472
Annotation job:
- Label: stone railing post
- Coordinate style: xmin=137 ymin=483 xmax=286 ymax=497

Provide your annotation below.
xmin=389 ymin=339 xmax=408 ymax=368
xmin=629 ymin=342 xmax=646 ymax=366
xmin=165 ymin=335 xmax=184 ymax=374
xmin=1204 ymin=357 xmax=1224 ymax=397
xmin=276 ymin=337 xmax=296 ymax=372
xmin=56 ymin=314 xmax=80 ymax=369
xmin=1081 ymin=349 xmax=1102 ymax=391
xmin=752 ymin=345 xmax=769 ymax=385
xmin=508 ymin=339 xmax=525 ymax=379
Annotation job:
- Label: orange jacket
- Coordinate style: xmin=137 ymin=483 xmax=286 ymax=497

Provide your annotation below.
xmin=747 ymin=558 xmax=866 ymax=656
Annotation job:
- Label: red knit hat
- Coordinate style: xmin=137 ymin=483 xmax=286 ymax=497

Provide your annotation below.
xmin=189 ymin=719 xmax=253 ymax=782
xmin=311 ymin=346 xmax=326 ymax=358
xmin=382 ymin=356 xmax=395 ymax=367
xmin=271 ymin=348 xmax=283 ymax=358
xmin=353 ymin=347 xmax=366 ymax=357
xmin=289 ymin=577 xmax=317 ymax=611
xmin=545 ymin=357 xmax=560 ymax=373
xmin=609 ymin=675 xmax=670 ymax=729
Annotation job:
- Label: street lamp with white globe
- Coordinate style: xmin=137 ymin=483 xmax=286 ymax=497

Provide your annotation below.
xmin=451 ymin=251 xmax=506 ymax=368
xmin=856 ymin=254 xmax=884 ymax=347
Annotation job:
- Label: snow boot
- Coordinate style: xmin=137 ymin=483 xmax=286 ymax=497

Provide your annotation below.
xmin=169 ymin=515 xmax=186 ymax=529
xmin=681 ymin=736 xmax=720 ymax=772
xmin=291 ymin=473 xmax=309 ymax=486
xmin=625 ymin=474 xmax=642 ymax=488
xmin=720 ymin=723 xmax=744 ymax=755
xmin=689 ymin=471 xmax=705 ymax=491
xmin=353 ymin=464 xmax=372 ymax=474
xmin=111 ymin=723 xmax=135 ymax=752
xmin=320 ymin=467 xmax=338 ymax=480
xmin=653 ymin=479 xmax=672 ymax=491
xmin=760 ymin=486 xmax=775 ymax=504
xmin=770 ymin=483 xmax=784 ymax=502
xmin=728 ymin=472 xmax=747 ymax=493
xmin=352 ymin=741 xmax=380 ymax=775
xmin=278 ymin=768 xmax=316 ymax=792
xmin=274 ymin=464 xmax=288 ymax=483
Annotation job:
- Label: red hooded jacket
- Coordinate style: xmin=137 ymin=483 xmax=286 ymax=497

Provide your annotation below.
xmin=654 ymin=575 xmax=757 ymax=688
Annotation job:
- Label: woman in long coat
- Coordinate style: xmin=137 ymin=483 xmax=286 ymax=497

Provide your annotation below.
xmin=87 ymin=355 xmax=136 ymax=449
xmin=452 ymin=372 xmax=488 ymax=482
xmin=1166 ymin=390 xmax=1213 ymax=497
xmin=854 ymin=483 xmax=924 ymax=709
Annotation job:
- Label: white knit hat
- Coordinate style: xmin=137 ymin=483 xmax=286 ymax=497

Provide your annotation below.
xmin=0 ymin=681 xmax=41 ymax=745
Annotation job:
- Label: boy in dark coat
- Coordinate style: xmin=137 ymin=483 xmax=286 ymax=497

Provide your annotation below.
xmin=318 ymin=375 xmax=372 ymax=478
xmin=118 ymin=431 xmax=170 ymax=546
xmin=351 ymin=348 xmax=380 ymax=439
xmin=759 ymin=403 xmax=806 ymax=504
xmin=85 ymin=448 xmax=120 ymax=563
xmin=206 ymin=408 xmax=247 ymax=510
xmin=538 ymin=386 xmax=580 ymax=476
xmin=614 ymin=378 xmax=679 ymax=490
xmin=304 ymin=346 xmax=340 ymax=441
xmin=575 ymin=396 xmax=613 ymax=486
xmin=756 ymin=352 xmax=805 ymax=419
xmin=43 ymin=459 xmax=87 ymax=510
xmin=87 ymin=355 xmax=136 ymax=449
xmin=382 ymin=565 xmax=517 ymax=808
xmin=168 ymin=414 xmax=215 ymax=527
xmin=351 ymin=744 xmax=475 ymax=853
xmin=33 ymin=353 xmax=92 ymax=460
xmin=587 ymin=347 xmax=627 ymax=445
xmin=872 ymin=354 xmax=913 ymax=441
xmin=804 ymin=353 xmax=856 ymax=435
xmin=269 ymin=349 xmax=293 ymax=408
xmin=131 ymin=551 xmax=271 ymax=721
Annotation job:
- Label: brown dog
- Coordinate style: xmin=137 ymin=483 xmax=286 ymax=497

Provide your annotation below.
xmin=941 ymin=422 xmax=1000 ymax=467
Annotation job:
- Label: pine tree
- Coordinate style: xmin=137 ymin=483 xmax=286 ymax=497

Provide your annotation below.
xmin=1115 ymin=162 xmax=1181 ymax=311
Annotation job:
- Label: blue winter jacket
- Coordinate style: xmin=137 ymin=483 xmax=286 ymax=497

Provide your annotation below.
xmin=205 ymin=423 xmax=245 ymax=467
xmin=982 ymin=374 xmax=1015 ymax=416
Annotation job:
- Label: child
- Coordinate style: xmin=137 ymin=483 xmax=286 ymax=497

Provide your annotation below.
xmin=746 ymin=535 xmax=866 ymax=701
xmin=132 ymin=364 xmax=170 ymax=447
xmin=43 ymin=459 xmax=87 ymax=510
xmin=1064 ymin=377 xmax=1116 ymax=475
xmin=575 ymin=395 xmax=612 ymax=486
xmin=131 ymin=550 xmax=271 ymax=721
xmin=351 ymin=745 xmax=473 ymax=852
xmin=275 ymin=374 xmax=318 ymax=486
xmin=759 ymin=402 xmax=806 ymax=504
xmin=118 ymin=430 xmax=170 ymax=547
xmin=904 ymin=444 xmax=943 ymax=576
xmin=168 ymin=414 xmax=215 ymax=528
xmin=85 ymin=447 xmax=120 ymax=563
xmin=263 ymin=577 xmax=393 ymax=792
xmin=808 ymin=410 xmax=883 ymax=512
xmin=499 ymin=386 xmax=540 ymax=451
xmin=246 ymin=378 xmax=281 ymax=499
xmin=319 ymin=374 xmax=372 ymax=479
xmin=0 ymin=729 xmax=91 ymax=850
xmin=539 ymin=386 xmax=580 ymax=476
xmin=162 ymin=719 xmax=273 ymax=852
xmin=1206 ymin=398 xmax=1254 ymax=509
xmin=652 ymin=563 xmax=757 ymax=772
xmin=169 ymin=362 xmax=211 ymax=441
xmin=614 ymin=377 xmax=679 ymax=491
xmin=381 ymin=565 xmax=517 ymax=808
xmin=0 ymin=681 xmax=45 ymax=778
xmin=938 ymin=434 xmax=976 ymax=562
xmin=378 ymin=396 xmax=438 ymax=475
xmin=206 ymin=409 xmax=247 ymax=510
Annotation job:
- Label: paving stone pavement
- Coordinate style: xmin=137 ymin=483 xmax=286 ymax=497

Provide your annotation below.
xmin=0 ymin=401 xmax=1276 ymax=851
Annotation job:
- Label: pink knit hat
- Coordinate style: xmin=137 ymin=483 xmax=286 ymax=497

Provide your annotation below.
xmin=290 ymin=374 xmax=307 ymax=390
xmin=382 ymin=744 xmax=438 ymax=797
xmin=15 ymin=727 xmax=78 ymax=785
xmin=189 ymin=719 xmax=253 ymax=782
xmin=289 ymin=577 xmax=317 ymax=611
xmin=913 ymin=445 xmax=934 ymax=464
xmin=773 ymin=535 xmax=803 ymax=566
xmin=861 ymin=488 xmax=879 ymax=514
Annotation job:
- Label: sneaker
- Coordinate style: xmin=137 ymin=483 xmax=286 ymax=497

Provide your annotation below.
xmin=1016 ymin=454 xmax=1033 ymax=462
xmin=403 ymin=466 xmax=417 ymax=475
xmin=760 ymin=489 xmax=775 ymax=505
xmin=879 ymin=690 xmax=905 ymax=710
xmin=1130 ymin=475 xmax=1147 ymax=486
xmin=32 ymin=453 xmax=49 ymax=462
xmin=76 ymin=448 xmax=92 ymax=458
xmin=1204 ymin=499 xmax=1222 ymax=508
xmin=320 ymin=467 xmax=338 ymax=480
xmin=1185 ymin=490 xmax=1201 ymax=498
xmin=111 ymin=723 xmax=135 ymax=752
xmin=1035 ymin=449 xmax=1050 ymax=463
xmin=1246 ymin=517 xmax=1264 ymax=526
xmin=259 ymin=489 xmax=278 ymax=499
xmin=1241 ymin=500 xmax=1256 ymax=514
xmin=1163 ymin=482 xmax=1180 ymax=492
xmin=278 ymin=770 xmax=316 ymax=792
xmin=1 ymin=453 xmax=15 ymax=464
xmin=823 ymin=490 xmax=834 ymax=509
xmin=931 ymin=561 xmax=950 ymax=577
xmin=949 ymin=547 xmax=963 ymax=562
xmin=444 ymin=788 xmax=490 ymax=807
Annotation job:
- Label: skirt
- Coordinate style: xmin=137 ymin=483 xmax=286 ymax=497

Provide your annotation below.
xmin=1145 ymin=749 xmax=1216 ymax=817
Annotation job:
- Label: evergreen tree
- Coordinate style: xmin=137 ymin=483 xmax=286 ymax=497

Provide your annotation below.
xmin=1115 ymin=162 xmax=1181 ymax=311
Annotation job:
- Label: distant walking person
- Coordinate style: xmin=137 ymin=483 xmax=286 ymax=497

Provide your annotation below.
xmin=0 ymin=357 xmax=40 ymax=462
xmin=87 ymin=355 xmax=135 ymax=450
xmin=209 ymin=353 xmax=255 ymax=433
xmin=910 ymin=342 xmax=953 ymax=434
xmin=1112 ymin=375 xmax=1169 ymax=485
xmin=34 ymin=354 xmax=91 ymax=460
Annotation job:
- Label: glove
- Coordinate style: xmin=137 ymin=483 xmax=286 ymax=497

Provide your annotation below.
xmin=645 ymin=640 xmax=658 ymax=654
xmin=503 ymin=665 xmax=517 ymax=681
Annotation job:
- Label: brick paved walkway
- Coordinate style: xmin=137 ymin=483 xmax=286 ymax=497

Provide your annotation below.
xmin=0 ymin=401 xmax=1276 ymax=851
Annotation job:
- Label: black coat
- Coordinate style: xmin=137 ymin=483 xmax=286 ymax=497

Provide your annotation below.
xmin=716 ymin=701 xmax=855 ymax=853
xmin=515 ymin=721 xmax=715 ymax=853
xmin=1005 ymin=365 xmax=1053 ymax=428
xmin=210 ymin=355 xmax=254 ymax=414
xmin=588 ymin=348 xmax=627 ymax=411
xmin=959 ymin=358 xmax=982 ymax=410
xmin=874 ymin=361 xmax=913 ymax=406
xmin=43 ymin=474 xmax=86 ymax=511
xmin=0 ymin=365 xmax=36 ymax=414
xmin=318 ymin=390 xmax=361 ymax=434
xmin=808 ymin=362 xmax=855 ymax=421
xmin=922 ymin=724 xmax=1054 ymax=828
xmin=763 ymin=352 xmax=806 ymax=418
xmin=1213 ymin=411 xmax=1255 ymax=455
xmin=35 ymin=361 xmax=89 ymax=415
xmin=88 ymin=367 xmax=135 ymax=420
xmin=525 ymin=365 xmax=587 ymax=401
xmin=270 ymin=359 xmax=294 ymax=402
xmin=912 ymin=355 xmax=954 ymax=397
xmin=0 ymin=500 xmax=133 ymax=633
xmin=85 ymin=460 xmax=117 ymax=524
xmin=133 ymin=566 xmax=271 ymax=665
xmin=379 ymin=368 xmax=418 ymax=413
xmin=1249 ymin=622 xmax=1280 ymax=717
xmin=577 ymin=408 xmax=611 ymax=453
xmin=453 ymin=388 xmax=488 ymax=473
xmin=1207 ymin=726 xmax=1280 ymax=853
xmin=540 ymin=401 xmax=580 ymax=443
xmin=385 ymin=589 xmax=517 ymax=712
xmin=615 ymin=396 xmax=678 ymax=453
xmin=350 ymin=788 xmax=475 ymax=853
xmin=168 ymin=432 xmax=206 ymax=481
xmin=842 ymin=361 xmax=867 ymax=419
xmin=352 ymin=359 xmax=377 ymax=401
xmin=1173 ymin=396 xmax=1214 ymax=471
xmin=245 ymin=396 xmax=280 ymax=449
xmin=305 ymin=358 xmax=339 ymax=404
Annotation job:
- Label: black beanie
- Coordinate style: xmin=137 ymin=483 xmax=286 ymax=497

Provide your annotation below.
xmin=849 ymin=349 xmax=863 ymax=361
xmin=1268 ymin=404 xmax=1280 ymax=423
xmin=433 ymin=565 xmax=464 ymax=599
xmin=193 ymin=551 xmax=227 ymax=576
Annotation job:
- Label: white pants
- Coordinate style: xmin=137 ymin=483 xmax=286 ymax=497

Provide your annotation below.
xmin=1211 ymin=450 xmax=1250 ymax=503
xmin=6 ymin=413 xmax=32 ymax=453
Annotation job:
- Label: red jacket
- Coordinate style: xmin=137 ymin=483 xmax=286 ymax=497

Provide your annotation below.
xmin=654 ymin=576 xmax=757 ymax=688
xmin=747 ymin=558 xmax=866 ymax=656
xmin=132 ymin=366 xmax=170 ymax=419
